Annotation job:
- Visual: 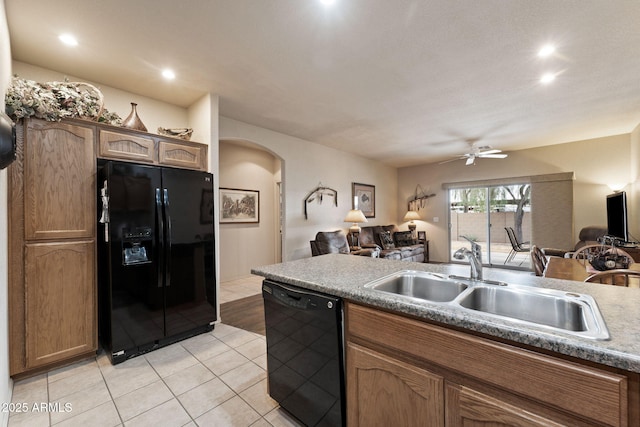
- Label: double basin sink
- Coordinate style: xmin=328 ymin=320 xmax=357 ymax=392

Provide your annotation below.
xmin=364 ymin=270 xmax=610 ymax=340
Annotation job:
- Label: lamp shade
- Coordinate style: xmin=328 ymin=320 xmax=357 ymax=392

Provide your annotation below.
xmin=403 ymin=210 xmax=420 ymax=222
xmin=344 ymin=209 xmax=368 ymax=224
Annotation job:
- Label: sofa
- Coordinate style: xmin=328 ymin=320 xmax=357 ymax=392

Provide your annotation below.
xmin=310 ymin=230 xmax=380 ymax=257
xmin=542 ymin=225 xmax=607 ymax=258
xmin=351 ymin=224 xmax=425 ymax=262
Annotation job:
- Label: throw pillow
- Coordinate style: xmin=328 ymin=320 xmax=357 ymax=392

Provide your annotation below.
xmin=379 ymin=231 xmax=395 ymax=250
xmin=394 ymin=231 xmax=416 ymax=247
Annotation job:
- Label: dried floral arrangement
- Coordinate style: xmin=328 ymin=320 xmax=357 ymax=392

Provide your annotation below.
xmin=4 ymin=75 xmax=123 ymax=125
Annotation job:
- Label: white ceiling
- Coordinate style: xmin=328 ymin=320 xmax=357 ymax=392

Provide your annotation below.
xmin=6 ymin=0 xmax=640 ymax=167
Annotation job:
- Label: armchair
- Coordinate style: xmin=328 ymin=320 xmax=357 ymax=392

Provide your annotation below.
xmin=542 ymin=226 xmax=608 ymax=258
xmin=310 ymin=230 xmax=379 ymax=257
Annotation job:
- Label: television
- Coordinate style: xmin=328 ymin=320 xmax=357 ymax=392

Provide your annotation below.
xmin=606 ymin=191 xmax=629 ymax=242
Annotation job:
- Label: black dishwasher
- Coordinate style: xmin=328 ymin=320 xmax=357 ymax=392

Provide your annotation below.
xmin=262 ymin=280 xmax=345 ymax=426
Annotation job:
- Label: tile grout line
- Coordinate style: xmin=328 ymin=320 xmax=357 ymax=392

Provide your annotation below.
xmin=142 ymin=355 xmax=196 ymax=426
xmin=97 ymin=360 xmax=125 ymax=427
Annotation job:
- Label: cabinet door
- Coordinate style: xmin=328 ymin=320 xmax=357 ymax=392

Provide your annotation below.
xmin=446 ymin=384 xmax=568 ymax=427
xmin=98 ymin=129 xmax=156 ymax=163
xmin=347 ymin=342 xmax=444 ymax=427
xmin=158 ymin=140 xmax=207 ymax=170
xmin=24 ymin=241 xmax=96 ymax=368
xmin=24 ymin=120 xmax=95 ymax=240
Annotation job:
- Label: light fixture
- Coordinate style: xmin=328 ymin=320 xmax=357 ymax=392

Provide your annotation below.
xmin=403 ymin=210 xmax=421 ymax=237
xmin=58 ymin=33 xmax=78 ymax=47
xmin=538 ymin=44 xmax=556 ymax=58
xmin=608 ymin=183 xmax=627 ymax=192
xmin=162 ymin=69 xmax=176 ymax=80
xmin=540 ymin=72 xmax=556 ymax=84
xmin=344 ymin=209 xmax=367 ymax=247
xmin=320 ymin=0 xmax=336 ymax=5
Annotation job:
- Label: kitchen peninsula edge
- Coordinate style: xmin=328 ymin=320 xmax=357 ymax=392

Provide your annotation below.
xmin=252 ymin=254 xmax=640 ymax=373
xmin=254 ymin=255 xmax=640 ymax=425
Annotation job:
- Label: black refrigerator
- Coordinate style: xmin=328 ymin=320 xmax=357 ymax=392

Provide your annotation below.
xmin=97 ymin=160 xmax=217 ymax=364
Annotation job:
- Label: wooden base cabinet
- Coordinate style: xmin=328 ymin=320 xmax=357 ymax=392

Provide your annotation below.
xmin=9 ymin=119 xmax=97 ymax=376
xmin=347 ymin=342 xmax=444 ymax=426
xmin=24 ymin=241 xmax=96 ymax=369
xmin=346 ymin=302 xmax=638 ymax=427
xmin=445 ymin=384 xmax=565 ymax=427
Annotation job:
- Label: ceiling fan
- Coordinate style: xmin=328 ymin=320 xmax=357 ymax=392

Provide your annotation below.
xmin=440 ymin=142 xmax=508 ymax=166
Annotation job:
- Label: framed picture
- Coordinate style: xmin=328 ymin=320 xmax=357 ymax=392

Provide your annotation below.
xmin=418 ymin=231 xmax=427 ymax=242
xmin=220 ymin=188 xmax=260 ymax=223
xmin=352 ymin=182 xmax=375 ymax=218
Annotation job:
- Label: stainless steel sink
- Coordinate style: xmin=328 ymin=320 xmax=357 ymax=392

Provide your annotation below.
xmin=363 ymin=270 xmax=610 ymax=340
xmin=365 ymin=270 xmax=468 ymax=302
xmin=456 ymin=285 xmax=610 ymax=339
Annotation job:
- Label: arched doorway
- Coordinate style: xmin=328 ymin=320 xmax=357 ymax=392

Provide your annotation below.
xmin=218 ymin=139 xmax=283 ymax=282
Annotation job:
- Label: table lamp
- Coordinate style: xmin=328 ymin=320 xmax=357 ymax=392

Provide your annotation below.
xmin=344 ymin=209 xmax=368 ymax=247
xmin=404 ymin=210 xmax=420 ymax=238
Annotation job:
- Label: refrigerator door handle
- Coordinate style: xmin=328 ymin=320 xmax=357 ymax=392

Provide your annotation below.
xmin=155 ymin=188 xmax=165 ymax=288
xmin=163 ymin=188 xmax=172 ymax=288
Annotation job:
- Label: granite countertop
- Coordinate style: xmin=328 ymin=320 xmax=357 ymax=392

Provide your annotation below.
xmin=252 ymin=254 xmax=640 ymax=373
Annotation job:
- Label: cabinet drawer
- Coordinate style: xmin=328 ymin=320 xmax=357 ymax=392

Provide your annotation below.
xmin=98 ymin=130 xmax=156 ymax=163
xmin=158 ymin=140 xmax=207 ymax=170
xmin=346 ymin=302 xmax=628 ymax=427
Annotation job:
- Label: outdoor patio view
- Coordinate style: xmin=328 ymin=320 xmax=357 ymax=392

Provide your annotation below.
xmin=450 ymin=184 xmax=531 ymax=269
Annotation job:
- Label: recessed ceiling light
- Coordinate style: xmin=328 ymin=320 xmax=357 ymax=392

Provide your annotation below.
xmin=320 ymin=0 xmax=336 ymax=5
xmin=162 ymin=69 xmax=176 ymax=80
xmin=538 ymin=44 xmax=556 ymax=58
xmin=58 ymin=33 xmax=78 ymax=47
xmin=540 ymin=72 xmax=556 ymax=84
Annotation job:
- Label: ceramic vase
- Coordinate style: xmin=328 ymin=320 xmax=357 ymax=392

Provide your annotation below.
xmin=122 ymin=102 xmax=147 ymax=132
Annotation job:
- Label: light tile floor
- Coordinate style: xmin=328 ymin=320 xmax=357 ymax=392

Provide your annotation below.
xmin=8 ymin=275 xmax=304 ymax=427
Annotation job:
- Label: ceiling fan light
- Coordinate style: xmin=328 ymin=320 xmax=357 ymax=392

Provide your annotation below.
xmin=465 ymin=157 xmax=475 ymax=166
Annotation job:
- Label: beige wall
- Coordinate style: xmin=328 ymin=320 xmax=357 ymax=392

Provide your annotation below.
xmin=0 ymin=1 xmax=11 ymax=421
xmin=631 ymin=123 xmax=640 ymax=240
xmin=219 ymin=116 xmax=399 ymax=262
xmin=399 ymin=133 xmax=633 ymax=262
xmin=12 ymin=61 xmax=189 ymax=133
xmin=219 ymin=141 xmax=280 ymax=281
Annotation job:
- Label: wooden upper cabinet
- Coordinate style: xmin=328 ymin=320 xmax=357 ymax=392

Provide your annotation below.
xmin=98 ymin=129 xmax=156 ymax=163
xmin=158 ymin=139 xmax=207 ymax=170
xmin=97 ymin=126 xmax=208 ymax=171
xmin=24 ymin=120 xmax=96 ymax=241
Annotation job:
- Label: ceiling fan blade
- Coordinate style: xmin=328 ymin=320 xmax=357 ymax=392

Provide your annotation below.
xmin=439 ymin=155 xmax=467 ymax=164
xmin=478 ymin=153 xmax=508 ymax=159
xmin=477 ymin=149 xmax=501 ymax=155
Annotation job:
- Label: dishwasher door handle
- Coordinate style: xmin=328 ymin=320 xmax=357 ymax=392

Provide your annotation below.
xmin=264 ymin=281 xmax=337 ymax=311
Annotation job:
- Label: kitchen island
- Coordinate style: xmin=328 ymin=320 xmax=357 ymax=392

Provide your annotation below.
xmin=253 ymin=254 xmax=640 ymax=426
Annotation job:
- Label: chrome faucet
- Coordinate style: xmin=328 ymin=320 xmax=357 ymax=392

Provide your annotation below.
xmin=453 ymin=236 xmax=483 ymax=280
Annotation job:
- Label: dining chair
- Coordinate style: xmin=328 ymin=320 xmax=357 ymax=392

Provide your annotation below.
xmin=572 ymin=244 xmax=634 ymax=267
xmin=504 ymin=227 xmax=530 ymax=264
xmin=584 ymin=269 xmax=640 ymax=287
xmin=530 ymin=245 xmax=547 ymax=276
